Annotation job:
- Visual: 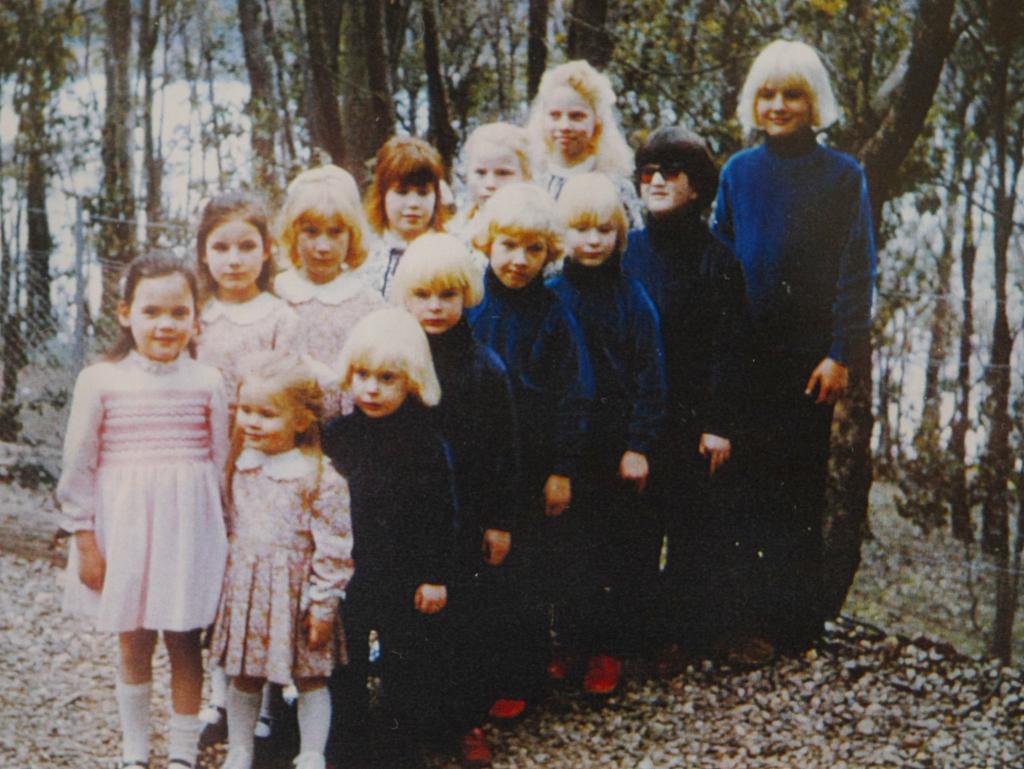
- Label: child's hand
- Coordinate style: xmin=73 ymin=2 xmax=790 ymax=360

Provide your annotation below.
xmin=544 ymin=474 xmax=571 ymax=517
xmin=805 ymin=357 xmax=848 ymax=405
xmin=305 ymin=613 xmax=333 ymax=651
xmin=75 ymin=531 xmax=106 ymax=591
xmin=619 ymin=451 xmax=650 ymax=492
xmin=698 ymin=434 xmax=731 ymax=475
xmin=482 ymin=529 xmax=511 ymax=566
xmin=415 ymin=583 xmax=447 ymax=614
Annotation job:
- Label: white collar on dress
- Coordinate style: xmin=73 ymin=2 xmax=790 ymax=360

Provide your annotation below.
xmin=202 ymin=292 xmax=282 ymax=324
xmin=127 ymin=350 xmax=183 ymax=375
xmin=548 ymin=155 xmax=597 ymax=178
xmin=274 ymin=268 xmax=364 ymax=305
xmin=235 ymin=447 xmax=317 ymax=479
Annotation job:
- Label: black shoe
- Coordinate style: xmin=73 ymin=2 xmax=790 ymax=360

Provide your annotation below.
xmin=198 ymin=705 xmax=228 ymax=747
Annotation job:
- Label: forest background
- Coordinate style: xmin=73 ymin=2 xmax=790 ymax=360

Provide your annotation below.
xmin=0 ymin=0 xmax=1022 ymax=664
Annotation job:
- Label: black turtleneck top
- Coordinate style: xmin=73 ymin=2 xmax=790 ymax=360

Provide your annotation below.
xmin=426 ymin=318 xmax=521 ymax=539
xmin=546 ymin=255 xmax=667 ymax=464
xmin=321 ymin=399 xmax=455 ymax=597
xmin=621 ymin=209 xmax=750 ymax=443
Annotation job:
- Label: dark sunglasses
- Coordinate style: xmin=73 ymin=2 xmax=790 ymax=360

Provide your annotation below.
xmin=636 ymin=163 xmax=687 ymax=184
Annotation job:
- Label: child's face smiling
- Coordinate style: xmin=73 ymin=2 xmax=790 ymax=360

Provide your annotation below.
xmin=405 ymin=285 xmax=465 ymax=335
xmin=351 ymin=365 xmax=410 ymax=418
xmin=467 ymin=143 xmax=524 ymax=206
xmin=296 ymin=217 xmax=350 ymax=284
xmin=489 ymin=231 xmax=549 ymax=290
xmin=118 ymin=273 xmax=197 ymax=363
xmin=565 ymin=220 xmax=618 ymax=268
xmin=755 ymin=79 xmax=814 ymax=138
xmin=204 ymin=218 xmax=268 ymax=302
xmin=236 ymin=379 xmax=304 ymax=454
xmin=385 ymin=181 xmax=436 ymax=242
xmin=544 ymin=85 xmax=598 ymax=166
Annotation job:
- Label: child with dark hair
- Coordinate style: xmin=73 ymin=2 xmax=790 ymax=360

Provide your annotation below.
xmin=362 ymin=136 xmax=450 ymax=298
xmin=621 ymin=126 xmax=754 ymax=666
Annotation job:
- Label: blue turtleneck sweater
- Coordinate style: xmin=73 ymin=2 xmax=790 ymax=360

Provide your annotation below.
xmin=712 ymin=131 xmax=877 ymax=366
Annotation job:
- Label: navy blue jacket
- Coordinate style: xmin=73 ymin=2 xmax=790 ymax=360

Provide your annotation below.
xmin=547 ymin=256 xmax=667 ymax=465
xmin=321 ymin=400 xmax=456 ymax=598
xmin=622 ymin=212 xmax=750 ymax=442
xmin=427 ymin=318 xmax=521 ymax=539
xmin=467 ymin=268 xmax=594 ymax=494
xmin=713 ymin=132 xmax=876 ymax=366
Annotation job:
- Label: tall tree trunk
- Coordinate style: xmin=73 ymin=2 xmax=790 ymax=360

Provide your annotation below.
xmin=978 ymin=49 xmax=1017 ymax=561
xmin=527 ymin=0 xmax=548 ymax=100
xmin=821 ymin=0 xmax=956 ymax=615
xmin=567 ymin=0 xmax=611 ymax=67
xmin=99 ymin=0 xmax=135 ymax=320
xmin=239 ymin=0 xmax=280 ymax=196
xmin=0 ymin=133 xmax=23 ymax=442
xmin=422 ymin=0 xmax=457 ymax=170
xmin=303 ymin=0 xmax=345 ymax=165
xmin=22 ymin=91 xmax=54 ymax=345
xmin=262 ymin=0 xmax=297 ymax=171
xmin=339 ymin=0 xmax=393 ymax=180
xmin=948 ymin=159 xmax=978 ymax=543
xmin=140 ymin=0 xmax=162 ymax=247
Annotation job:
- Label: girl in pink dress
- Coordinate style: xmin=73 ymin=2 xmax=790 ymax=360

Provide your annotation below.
xmin=273 ymin=166 xmax=384 ymax=411
xmin=195 ymin=191 xmax=301 ymax=407
xmin=211 ymin=351 xmax=354 ymax=769
xmin=194 ymin=191 xmax=301 ymax=745
xmin=58 ymin=252 xmax=229 ymax=769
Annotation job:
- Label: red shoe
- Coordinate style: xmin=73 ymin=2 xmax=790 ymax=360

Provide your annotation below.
xmin=488 ymin=698 xmax=526 ymax=719
xmin=546 ymin=653 xmax=574 ymax=681
xmin=459 ymin=727 xmax=493 ymax=767
xmin=583 ymin=654 xmax=622 ymax=695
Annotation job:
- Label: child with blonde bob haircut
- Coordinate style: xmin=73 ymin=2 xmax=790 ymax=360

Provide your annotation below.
xmin=467 ymin=182 xmax=594 ymax=719
xmin=526 ymin=60 xmax=642 ymax=225
xmin=547 ymin=173 xmax=667 ymax=695
xmin=392 ymin=234 xmax=520 ymax=764
xmin=452 ymin=122 xmax=532 ymax=238
xmin=735 ymin=39 xmax=840 ymax=136
xmin=321 ymin=308 xmax=456 ymax=768
xmin=363 ymin=136 xmax=450 ymax=297
xmin=274 ymin=166 xmax=384 ymax=414
xmin=714 ymin=39 xmax=876 ymax=654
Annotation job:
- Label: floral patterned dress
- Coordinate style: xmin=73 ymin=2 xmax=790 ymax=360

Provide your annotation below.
xmin=196 ymin=292 xmax=301 ymax=406
xmin=212 ymin=448 xmax=354 ymax=683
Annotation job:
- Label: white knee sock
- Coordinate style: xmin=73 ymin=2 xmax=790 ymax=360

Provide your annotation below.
xmin=167 ymin=712 xmax=201 ymax=766
xmin=210 ymin=666 xmax=228 ymax=708
xmin=297 ymin=687 xmax=331 ymax=756
xmin=226 ymin=684 xmax=261 ymax=757
xmin=259 ymin=681 xmax=274 ymax=720
xmin=115 ymin=679 xmax=151 ymax=764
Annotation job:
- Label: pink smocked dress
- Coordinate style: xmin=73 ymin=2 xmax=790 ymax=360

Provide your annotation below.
xmin=273 ymin=269 xmax=384 ymax=417
xmin=212 ymin=448 xmax=354 ymax=683
xmin=196 ymin=293 xmax=301 ymax=405
xmin=58 ymin=352 xmax=229 ymax=632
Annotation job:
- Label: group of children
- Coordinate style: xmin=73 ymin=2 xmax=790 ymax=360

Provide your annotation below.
xmin=57 ymin=39 xmax=875 ymax=769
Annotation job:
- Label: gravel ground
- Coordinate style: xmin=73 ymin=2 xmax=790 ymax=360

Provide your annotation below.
xmin=2 ymin=479 xmax=1023 ymax=768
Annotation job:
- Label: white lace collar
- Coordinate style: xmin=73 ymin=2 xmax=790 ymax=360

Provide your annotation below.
xmin=202 ymin=293 xmax=282 ymax=325
xmin=548 ymin=154 xmax=597 ymax=178
xmin=274 ymin=269 xmax=364 ymax=305
xmin=235 ymin=447 xmax=316 ymax=479
xmin=127 ymin=350 xmax=183 ymax=375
